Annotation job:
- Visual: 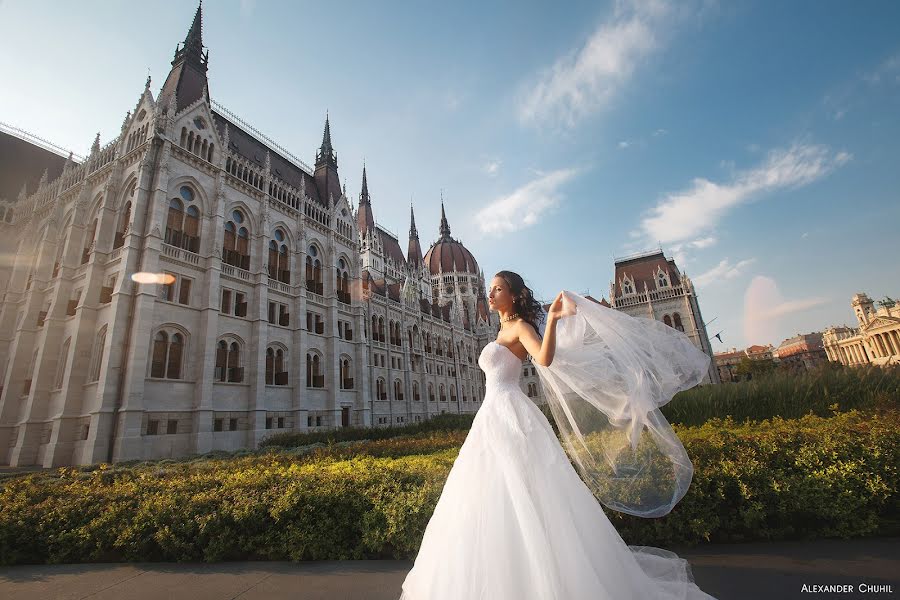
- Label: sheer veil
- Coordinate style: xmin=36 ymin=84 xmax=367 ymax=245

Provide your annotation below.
xmin=530 ymin=290 xmax=711 ymax=518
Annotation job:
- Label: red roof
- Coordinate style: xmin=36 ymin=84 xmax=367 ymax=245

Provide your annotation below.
xmin=613 ymin=251 xmax=682 ymax=298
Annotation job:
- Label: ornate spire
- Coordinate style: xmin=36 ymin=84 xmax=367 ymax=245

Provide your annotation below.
xmin=91 ymin=132 xmax=101 ymax=155
xmin=356 ymin=162 xmax=375 ymax=236
xmin=316 ymin=112 xmax=338 ymax=169
xmin=180 ymin=3 xmax=206 ymax=68
xmin=407 ymin=202 xmax=423 ymax=267
xmin=360 ymin=161 xmax=369 ymax=202
xmin=158 ymin=3 xmax=209 ymax=113
xmin=439 ymin=195 xmax=451 ymax=239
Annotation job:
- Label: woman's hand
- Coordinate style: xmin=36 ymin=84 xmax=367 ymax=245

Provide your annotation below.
xmin=547 ymin=291 xmax=577 ymax=321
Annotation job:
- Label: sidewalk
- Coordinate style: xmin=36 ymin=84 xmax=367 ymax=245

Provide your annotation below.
xmin=0 ymin=537 xmax=896 ymax=600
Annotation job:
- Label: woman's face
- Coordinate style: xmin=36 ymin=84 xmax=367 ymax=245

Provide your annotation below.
xmin=488 ymin=276 xmax=514 ymax=313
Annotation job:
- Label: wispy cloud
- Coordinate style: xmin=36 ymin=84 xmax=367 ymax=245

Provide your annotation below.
xmin=475 ymin=168 xmax=579 ymax=235
xmin=483 ymin=159 xmax=502 ymax=176
xmin=637 ymin=142 xmax=851 ymax=245
xmin=516 ymin=0 xmax=679 ymax=128
xmin=743 ymin=276 xmax=829 ymax=344
xmin=693 ymin=257 xmax=755 ymax=287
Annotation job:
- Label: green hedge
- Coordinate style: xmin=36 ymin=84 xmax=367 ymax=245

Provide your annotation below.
xmin=662 ymin=363 xmax=900 ymax=425
xmin=0 ymin=407 xmax=896 ymax=565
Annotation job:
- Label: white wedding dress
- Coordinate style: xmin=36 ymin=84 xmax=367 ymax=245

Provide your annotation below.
xmin=398 ymin=340 xmax=717 ymax=600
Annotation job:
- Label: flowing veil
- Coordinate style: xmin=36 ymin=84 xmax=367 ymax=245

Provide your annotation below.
xmin=531 ymin=290 xmax=711 ymax=518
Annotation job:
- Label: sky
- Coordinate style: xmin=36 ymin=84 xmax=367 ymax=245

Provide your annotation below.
xmin=1 ymin=0 xmax=899 ymax=350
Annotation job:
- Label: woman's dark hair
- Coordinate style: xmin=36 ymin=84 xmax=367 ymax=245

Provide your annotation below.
xmin=494 ymin=270 xmax=544 ymax=339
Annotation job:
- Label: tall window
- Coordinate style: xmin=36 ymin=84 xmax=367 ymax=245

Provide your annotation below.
xmin=266 ymin=347 xmax=287 ymax=385
xmin=673 ymin=313 xmax=684 ymax=332
xmin=268 ymin=229 xmax=290 ymax=283
xmin=165 ymin=186 xmax=200 ymax=253
xmin=150 ymin=330 xmax=183 ymax=379
xmin=89 ymin=326 xmax=107 ymax=382
xmin=114 ymin=182 xmax=136 ymax=248
xmin=336 ymin=257 xmax=350 ymax=303
xmin=215 ymin=339 xmax=243 ymax=383
xmin=54 ymin=338 xmax=72 ymax=389
xmin=306 ymin=352 xmax=323 ymax=387
xmin=223 ymin=209 xmax=250 ymax=270
xmin=305 ymin=244 xmax=323 ymax=294
xmin=82 ymin=217 xmax=98 ymax=264
xmin=340 ymin=358 xmax=353 ymax=389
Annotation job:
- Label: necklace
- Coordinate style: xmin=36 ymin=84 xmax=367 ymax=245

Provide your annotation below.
xmin=500 ymin=313 xmax=520 ymax=327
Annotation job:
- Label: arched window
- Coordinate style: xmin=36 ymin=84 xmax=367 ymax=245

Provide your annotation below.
xmin=336 ymin=257 xmax=351 ymax=304
xmin=622 ymin=277 xmax=634 ymax=295
xmin=114 ymin=200 xmax=132 ymax=248
xmin=223 ymin=209 xmax=250 ymax=269
xmin=54 ymin=337 xmax=71 ymax=389
xmin=305 ymin=244 xmax=322 ymax=294
xmin=663 ymin=315 xmax=672 ymax=327
xmin=89 ymin=325 xmax=107 ymax=382
xmin=215 ymin=339 xmax=243 ymax=382
xmin=428 ymin=383 xmax=435 ymax=401
xmin=673 ymin=313 xmax=684 ymax=332
xmin=268 ymin=229 xmax=289 ymax=283
xmin=439 ymin=384 xmax=446 ymax=402
xmin=657 ymin=270 xmax=668 ymax=288
xmin=378 ymin=317 xmax=385 ymax=342
xmin=82 ymin=217 xmax=98 ymax=264
xmin=150 ymin=329 xmax=183 ymax=379
xmin=266 ymin=347 xmax=288 ymax=385
xmin=340 ymin=358 xmax=353 ymax=389
xmin=306 ymin=352 xmax=323 ymax=387
xmin=413 ymin=381 xmax=420 ymax=401
xmin=165 ymin=186 xmax=201 ymax=253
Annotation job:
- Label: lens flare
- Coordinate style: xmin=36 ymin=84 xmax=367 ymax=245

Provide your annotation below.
xmin=131 ymin=272 xmax=176 ymax=285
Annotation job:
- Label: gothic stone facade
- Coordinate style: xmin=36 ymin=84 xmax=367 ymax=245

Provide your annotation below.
xmin=610 ymin=250 xmax=721 ymax=385
xmin=0 ymin=7 xmax=496 ymax=467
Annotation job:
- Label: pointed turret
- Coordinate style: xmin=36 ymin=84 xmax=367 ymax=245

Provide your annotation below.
xmin=356 ymin=162 xmax=375 ymax=236
xmin=313 ymin=113 xmax=342 ymax=208
xmin=438 ymin=197 xmax=452 ymax=239
xmin=407 ymin=203 xmax=423 ymax=267
xmin=316 ymin=113 xmax=337 ymax=169
xmin=158 ymin=3 xmax=210 ymax=113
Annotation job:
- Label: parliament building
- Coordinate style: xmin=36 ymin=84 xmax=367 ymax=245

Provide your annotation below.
xmin=0 ymin=6 xmax=497 ymax=467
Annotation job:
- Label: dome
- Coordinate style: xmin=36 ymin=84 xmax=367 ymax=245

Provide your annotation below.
xmin=424 ymin=237 xmax=480 ymax=276
xmin=423 ymin=200 xmax=480 ymax=276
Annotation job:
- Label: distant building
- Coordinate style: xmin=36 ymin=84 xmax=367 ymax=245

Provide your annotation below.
xmin=775 ymin=332 xmax=827 ymax=373
xmin=823 ymin=293 xmax=900 ymax=366
xmin=610 ymin=250 xmax=720 ymax=384
xmin=714 ymin=344 xmax=775 ymax=382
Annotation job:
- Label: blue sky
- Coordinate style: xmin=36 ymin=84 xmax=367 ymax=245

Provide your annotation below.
xmin=2 ymin=0 xmax=898 ymax=349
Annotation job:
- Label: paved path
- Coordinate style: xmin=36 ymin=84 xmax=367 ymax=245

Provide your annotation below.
xmin=0 ymin=537 xmax=896 ymax=600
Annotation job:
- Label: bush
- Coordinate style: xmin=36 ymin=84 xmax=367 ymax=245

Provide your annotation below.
xmin=663 ymin=363 xmax=900 ymax=425
xmin=0 ymin=406 xmax=896 ymax=565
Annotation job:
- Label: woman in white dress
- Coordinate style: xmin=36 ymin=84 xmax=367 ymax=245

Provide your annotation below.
xmin=399 ymin=271 xmax=719 ymax=600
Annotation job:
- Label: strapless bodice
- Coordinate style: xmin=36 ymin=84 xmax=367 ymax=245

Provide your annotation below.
xmin=478 ymin=341 xmax=523 ymax=389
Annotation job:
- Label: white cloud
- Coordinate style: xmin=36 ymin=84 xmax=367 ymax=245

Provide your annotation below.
xmin=475 ymin=168 xmax=579 ymax=235
xmin=516 ymin=0 xmax=675 ymax=128
xmin=693 ymin=257 xmax=755 ymax=287
xmin=653 ymin=128 xmax=667 ymax=136
xmin=638 ymin=142 xmax=851 ymax=245
xmin=483 ymin=159 xmax=502 ymax=176
xmin=742 ymin=276 xmax=828 ymax=344
xmin=618 ymin=140 xmax=631 ymax=149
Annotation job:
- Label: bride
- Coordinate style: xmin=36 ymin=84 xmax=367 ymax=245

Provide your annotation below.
xmin=399 ymin=270 xmax=719 ymax=600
